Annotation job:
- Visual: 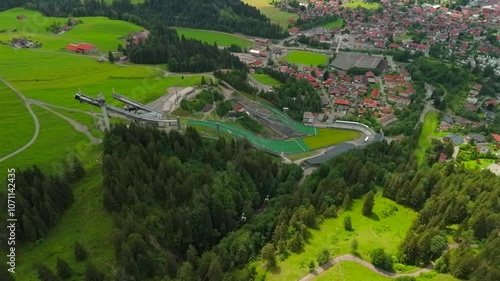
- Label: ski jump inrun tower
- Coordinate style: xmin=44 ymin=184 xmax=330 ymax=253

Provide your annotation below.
xmin=74 ymin=89 xmax=179 ymax=130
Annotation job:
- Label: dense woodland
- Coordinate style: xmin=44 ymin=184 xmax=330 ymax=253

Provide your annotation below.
xmin=125 ymin=27 xmax=246 ymax=71
xmin=0 ymin=0 xmax=286 ymax=38
xmin=0 ymin=156 xmax=84 ymax=249
xmin=261 ymin=78 xmax=322 ymax=121
xmin=97 ymin=124 xmax=303 ymax=280
xmin=384 ymin=164 xmax=500 ymax=281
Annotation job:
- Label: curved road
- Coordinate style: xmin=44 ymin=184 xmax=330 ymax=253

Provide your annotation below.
xmin=0 ymin=79 xmax=40 ymax=163
xmin=299 ymin=244 xmax=477 ymax=280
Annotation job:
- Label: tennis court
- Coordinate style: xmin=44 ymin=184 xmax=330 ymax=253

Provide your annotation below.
xmin=187 ymin=120 xmax=310 ymax=154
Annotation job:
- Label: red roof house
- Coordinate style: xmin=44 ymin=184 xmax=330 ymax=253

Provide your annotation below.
xmin=372 ymin=88 xmax=379 ymax=99
xmin=492 ymin=134 xmax=500 ymax=142
xmin=334 ymin=98 xmax=350 ymax=106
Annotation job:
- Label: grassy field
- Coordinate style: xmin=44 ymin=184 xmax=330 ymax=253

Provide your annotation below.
xmin=314 ymin=261 xmax=391 ymax=281
xmin=395 ymin=34 xmax=412 ymax=42
xmin=313 ymin=262 xmax=460 ymax=281
xmin=0 ymin=82 xmax=35 ymax=158
xmin=342 ymin=1 xmax=381 ymax=9
xmin=250 ymin=73 xmax=282 ymax=87
xmin=242 ymin=0 xmax=297 ymax=28
xmin=259 ymin=194 xmax=417 ymax=281
xmin=283 ymin=50 xmax=329 ymax=66
xmin=287 ymin=150 xmax=321 ymax=161
xmin=415 ymin=111 xmax=439 ymax=164
xmin=303 ymin=128 xmax=360 ymax=150
xmin=0 ymin=106 xmax=99 ymax=176
xmin=0 ymin=46 xmax=202 ymax=109
xmin=174 ymin=27 xmax=253 ymax=47
xmin=321 ymin=19 xmax=344 ymax=29
xmin=0 ymin=8 xmax=143 ymax=52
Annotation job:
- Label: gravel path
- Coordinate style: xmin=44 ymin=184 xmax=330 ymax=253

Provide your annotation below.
xmin=0 ymin=79 xmax=40 ymax=163
xmin=299 ymin=244 xmax=477 ymax=280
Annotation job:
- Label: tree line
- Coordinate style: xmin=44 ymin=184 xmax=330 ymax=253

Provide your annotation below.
xmin=1 ymin=0 xmax=286 ymax=39
xmin=384 ymin=163 xmax=500 ymax=280
xmin=124 ymin=27 xmax=247 ymax=71
xmin=0 ymin=156 xmax=84 ymax=248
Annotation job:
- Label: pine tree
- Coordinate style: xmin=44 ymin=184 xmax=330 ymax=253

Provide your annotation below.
xmin=261 ymin=243 xmax=276 ymax=268
xmin=37 ymin=263 xmax=60 ymax=281
xmin=362 ymin=190 xmax=375 ymax=216
xmin=84 ymin=262 xmax=105 ymax=281
xmin=344 ymin=215 xmax=353 ymax=231
xmin=108 ymin=51 xmax=115 ymax=63
xmin=74 ymin=241 xmax=88 ymax=261
xmin=207 ymin=257 xmax=223 ymax=281
xmin=56 ymin=257 xmax=73 ymax=280
xmin=0 ymin=262 xmax=15 ymax=281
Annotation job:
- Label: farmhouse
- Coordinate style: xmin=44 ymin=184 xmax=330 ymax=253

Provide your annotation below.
xmin=65 ymin=43 xmax=97 ymax=54
xmin=330 ymin=52 xmax=388 ymax=72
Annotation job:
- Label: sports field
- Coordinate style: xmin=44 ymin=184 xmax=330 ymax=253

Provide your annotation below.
xmin=0 ymin=8 xmax=143 ymax=51
xmin=188 ymin=120 xmax=310 ymax=154
xmin=259 ymin=194 xmax=418 ymax=281
xmin=321 ymin=19 xmax=344 ymax=29
xmin=174 ymin=27 xmax=253 ymax=47
xmin=342 ymin=1 xmax=381 ymax=9
xmin=283 ymin=50 xmax=329 ymax=66
xmin=304 ymin=128 xmax=360 ymax=150
xmin=250 ymin=74 xmax=282 ymax=87
xmin=242 ymin=0 xmax=298 ymax=28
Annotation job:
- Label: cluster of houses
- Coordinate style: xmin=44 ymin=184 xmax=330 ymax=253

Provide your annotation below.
xmin=125 ymin=30 xmax=150 ymax=46
xmin=249 ymin=57 xmax=414 ymax=126
xmin=279 ymin=0 xmax=500 ymax=57
xmin=55 ymin=18 xmax=82 ymax=34
xmin=8 ymin=38 xmax=41 ymax=49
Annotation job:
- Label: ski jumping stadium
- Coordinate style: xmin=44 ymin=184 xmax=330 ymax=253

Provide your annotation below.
xmin=75 ymin=91 xmax=383 ymax=165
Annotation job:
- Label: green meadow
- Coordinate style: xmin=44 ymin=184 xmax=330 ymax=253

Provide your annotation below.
xmin=415 ymin=111 xmax=439 ymax=164
xmin=342 ymin=1 xmax=381 ymax=9
xmin=250 ymin=73 xmax=283 ymax=87
xmin=321 ymin=19 xmax=344 ymax=29
xmin=242 ymin=0 xmax=298 ymax=28
xmin=304 ymin=128 xmax=360 ymax=150
xmin=314 ymin=262 xmax=460 ymax=281
xmin=174 ymin=27 xmax=253 ymax=47
xmin=0 ymin=82 xmax=35 ymax=158
xmin=0 ymin=8 xmax=143 ymax=52
xmin=283 ymin=50 xmax=329 ymax=66
xmin=258 ymin=194 xmax=417 ymax=281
